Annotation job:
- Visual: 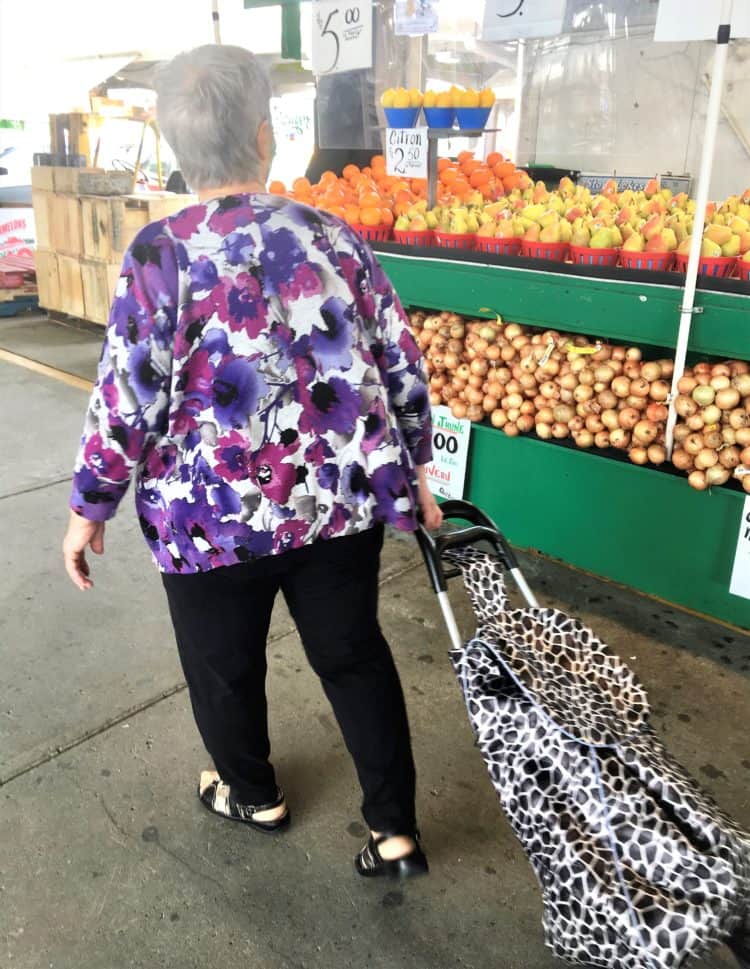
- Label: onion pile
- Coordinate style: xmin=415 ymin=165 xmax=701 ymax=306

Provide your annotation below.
xmin=411 ymin=311 xmax=671 ymax=466
xmin=671 ymin=362 xmax=750 ymax=493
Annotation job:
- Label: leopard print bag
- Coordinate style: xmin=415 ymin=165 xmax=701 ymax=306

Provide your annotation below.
xmin=447 ymin=546 xmax=750 ymax=969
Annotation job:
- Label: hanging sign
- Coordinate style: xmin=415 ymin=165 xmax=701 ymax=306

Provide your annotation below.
xmin=0 ymin=208 xmax=35 ymax=260
xmin=386 ymin=127 xmax=429 ymax=179
xmin=654 ymin=0 xmax=750 ymax=42
xmin=481 ymin=0 xmax=565 ymax=42
xmin=311 ymin=0 xmax=373 ymax=75
xmin=730 ymin=493 xmax=750 ymax=599
xmin=394 ymin=0 xmax=439 ymax=35
xmin=424 ymin=406 xmax=471 ymax=500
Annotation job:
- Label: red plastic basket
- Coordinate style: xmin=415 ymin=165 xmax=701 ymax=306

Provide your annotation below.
xmin=618 ymin=249 xmax=675 ymax=272
xmin=475 ymin=236 xmax=521 ymax=256
xmin=520 ymin=240 xmax=570 ymax=262
xmin=569 ymin=245 xmax=620 ymax=268
xmin=393 ymin=228 xmax=435 ymax=247
xmin=736 ymin=259 xmax=750 ymax=282
xmin=675 ymin=252 xmax=737 ymax=278
xmin=351 ymin=224 xmax=392 ymax=242
xmin=434 ymin=231 xmax=476 ymax=251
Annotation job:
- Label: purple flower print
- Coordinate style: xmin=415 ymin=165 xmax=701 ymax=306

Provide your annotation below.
xmin=279 ymin=262 xmax=324 ymax=303
xmin=317 ymin=462 xmax=339 ymax=492
xmin=83 ymin=433 xmax=129 ymax=483
xmin=214 ymin=431 xmax=250 ymax=482
xmin=128 ymin=343 xmax=165 ymax=406
xmin=273 ymin=519 xmax=309 ymax=553
xmin=209 ymin=481 xmax=242 ymax=517
xmin=309 ymin=297 xmax=354 ymax=370
xmin=222 ymin=231 xmax=255 ymax=266
xmin=190 ymin=257 xmax=219 ymax=292
xmin=212 ymin=357 xmax=268 ymax=428
xmin=226 ymin=271 xmax=267 ymax=337
xmin=208 ymin=196 xmax=256 ymax=235
xmin=341 ymin=462 xmax=371 ymax=505
xmin=169 ymin=206 xmax=205 ymax=240
xmin=304 ymin=437 xmax=334 ymax=468
xmin=320 ymin=503 xmax=352 ymax=540
xmin=249 ymin=442 xmax=298 ymax=504
xmin=370 ymin=463 xmax=415 ymax=530
xmin=299 ymin=377 xmax=361 ymax=436
xmin=258 ymin=227 xmax=306 ymax=294
xmin=361 ymin=398 xmax=388 ymax=454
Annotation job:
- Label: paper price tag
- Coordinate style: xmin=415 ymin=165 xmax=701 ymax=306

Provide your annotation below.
xmin=386 ymin=127 xmax=429 ymax=179
xmin=730 ymin=495 xmax=750 ymax=599
xmin=424 ymin=406 xmax=471 ymax=500
xmin=481 ymin=0 xmax=565 ymax=42
xmin=312 ymin=0 xmax=373 ymax=75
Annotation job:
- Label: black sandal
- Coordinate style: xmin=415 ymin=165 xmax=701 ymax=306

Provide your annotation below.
xmin=355 ymin=831 xmax=429 ymax=878
xmin=198 ymin=770 xmax=290 ymax=833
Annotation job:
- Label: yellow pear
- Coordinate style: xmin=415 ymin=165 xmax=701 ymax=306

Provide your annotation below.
xmin=622 ymin=233 xmax=645 ymax=252
xmin=705 ymin=223 xmax=732 ymax=246
xmin=701 ymin=238 xmax=722 ymax=258
xmin=721 ymin=234 xmax=741 ymax=258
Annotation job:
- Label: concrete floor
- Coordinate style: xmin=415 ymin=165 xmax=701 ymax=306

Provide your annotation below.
xmin=1 ymin=313 xmax=748 ymax=969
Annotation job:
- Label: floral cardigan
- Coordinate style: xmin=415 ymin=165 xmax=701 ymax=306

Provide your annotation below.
xmin=70 ymin=193 xmax=432 ymax=573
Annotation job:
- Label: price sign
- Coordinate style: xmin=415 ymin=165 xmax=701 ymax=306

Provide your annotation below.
xmin=312 ymin=0 xmax=373 ymax=75
xmin=386 ymin=127 xmax=429 ymax=179
xmin=654 ymin=0 xmax=750 ymax=42
xmin=481 ymin=0 xmax=565 ymax=42
xmin=424 ymin=406 xmax=471 ymax=500
xmin=730 ymin=495 xmax=750 ymax=599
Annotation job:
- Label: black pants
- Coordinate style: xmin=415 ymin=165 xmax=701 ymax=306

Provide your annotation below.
xmin=162 ymin=525 xmax=417 ymax=834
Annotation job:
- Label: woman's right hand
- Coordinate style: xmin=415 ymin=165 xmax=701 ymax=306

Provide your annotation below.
xmin=415 ymin=466 xmax=443 ymax=531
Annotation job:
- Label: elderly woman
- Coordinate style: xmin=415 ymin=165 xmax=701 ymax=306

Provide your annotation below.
xmin=62 ymin=45 xmax=441 ymax=879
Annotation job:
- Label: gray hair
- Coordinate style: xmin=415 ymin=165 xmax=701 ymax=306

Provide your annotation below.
xmin=155 ymin=45 xmax=273 ymax=190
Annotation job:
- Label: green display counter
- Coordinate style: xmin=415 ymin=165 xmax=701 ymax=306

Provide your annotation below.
xmin=374 ymin=245 xmax=750 ymax=629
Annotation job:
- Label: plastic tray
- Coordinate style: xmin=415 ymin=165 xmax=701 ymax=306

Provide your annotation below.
xmin=520 ymin=240 xmax=570 ymax=262
xmin=475 ymin=236 xmax=521 ymax=256
xmin=675 ymin=252 xmax=737 ymax=278
xmin=393 ymin=228 xmax=435 ymax=247
xmin=434 ymin=231 xmax=476 ymax=251
xmin=618 ymin=250 xmax=675 ymax=272
xmin=569 ymin=245 xmax=620 ymax=268
xmin=351 ymin=224 xmax=393 ymax=242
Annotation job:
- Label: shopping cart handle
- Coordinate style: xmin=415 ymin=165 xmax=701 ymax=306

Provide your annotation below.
xmin=416 ymin=501 xmax=519 ymax=594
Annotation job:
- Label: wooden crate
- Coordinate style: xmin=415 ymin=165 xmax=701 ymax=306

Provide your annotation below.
xmin=49 ymin=194 xmax=83 ymax=257
xmin=30 ymin=167 xmax=56 ymax=192
xmin=31 ymin=191 xmax=52 ymax=249
xmin=80 ymin=196 xmax=115 ymax=262
xmin=81 ymin=260 xmax=121 ymax=325
xmin=57 ymin=254 xmax=85 ymax=318
xmin=80 ymin=192 xmax=195 ymax=263
xmin=34 ymin=249 xmax=61 ymax=311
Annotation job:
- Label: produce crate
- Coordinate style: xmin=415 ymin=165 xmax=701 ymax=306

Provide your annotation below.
xmin=48 ymin=195 xmax=83 ymax=257
xmin=81 ymin=193 xmax=194 ymax=264
xmin=81 ymin=260 xmax=122 ymax=325
xmin=56 ymin=254 xmax=85 ymax=318
xmin=31 ymin=191 xmax=52 ymax=249
xmin=34 ymin=249 xmax=60 ymax=311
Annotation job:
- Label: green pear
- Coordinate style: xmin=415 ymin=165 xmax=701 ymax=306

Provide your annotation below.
xmin=539 ymin=222 xmax=562 ymax=244
xmin=705 ymin=223 xmax=732 ymax=246
xmin=610 ymin=225 xmax=623 ymax=247
xmin=721 ymin=234 xmax=741 ymax=258
xmin=425 ymin=211 xmax=438 ymax=229
xmin=642 ymin=215 xmax=663 ymax=240
xmin=559 ymin=220 xmax=572 ymax=243
xmin=589 ymin=227 xmax=613 ymax=249
xmin=465 ymin=214 xmax=480 ymax=233
xmin=645 ymin=233 xmax=666 ymax=252
xmin=677 ymin=237 xmax=692 ymax=256
xmin=395 ymin=214 xmax=410 ymax=231
xmin=524 ymin=223 xmax=541 ymax=242
xmin=570 ymin=225 xmax=591 ymax=247
xmin=701 ymin=238 xmax=722 ymax=258
xmin=539 ymin=210 xmax=560 ymax=228
xmin=659 ymin=228 xmax=677 ymax=251
xmin=729 ymin=216 xmax=749 ymax=234
xmin=622 ymin=233 xmax=645 ymax=252
xmin=522 ymin=204 xmax=545 ymax=223
xmin=477 ymin=221 xmax=496 ymax=238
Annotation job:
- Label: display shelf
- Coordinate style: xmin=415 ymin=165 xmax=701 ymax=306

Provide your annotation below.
xmin=465 ymin=424 xmax=750 ymax=630
xmin=374 ymin=245 xmax=750 ymax=359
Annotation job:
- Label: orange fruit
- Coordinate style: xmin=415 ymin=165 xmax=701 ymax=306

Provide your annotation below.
xmin=319 ymin=170 xmax=337 ymax=186
xmin=493 ymin=161 xmax=515 ymax=179
xmin=462 ymin=159 xmax=483 ymax=176
xmin=380 ymin=208 xmax=394 ymax=227
xmin=344 ymin=204 xmax=361 ymax=225
xmin=327 ymin=205 xmax=347 ymax=220
xmin=410 ymin=178 xmax=427 ymax=194
xmin=440 ymin=168 xmax=460 ymax=185
xmin=486 ymin=152 xmax=504 ymax=168
xmin=503 ymin=172 xmax=523 ymax=192
xmin=457 ymin=150 xmax=474 ymax=165
xmin=359 ymin=192 xmax=383 ymax=208
xmin=362 ymin=166 xmax=373 ymax=178
xmin=292 ymin=176 xmax=311 ymax=194
xmin=470 ymin=168 xmax=491 ymax=188
xmin=437 ymin=158 xmax=453 ymax=174
xmin=370 ymin=154 xmax=386 ymax=170
xmin=393 ymin=200 xmax=412 ymax=217
xmin=269 ymin=180 xmax=286 ymax=195
xmin=342 ymin=164 xmax=360 ymax=182
xmin=360 ymin=207 xmax=382 ymax=227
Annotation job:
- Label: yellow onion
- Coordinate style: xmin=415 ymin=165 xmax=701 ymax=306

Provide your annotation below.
xmin=694 ymin=448 xmax=719 ymax=470
xmin=491 ymin=409 xmax=507 ymax=428
xmin=719 ymin=446 xmax=741 ymax=469
xmin=647 ymin=444 xmax=667 ymax=465
xmin=595 ymin=431 xmax=611 ymax=449
xmin=688 ymin=470 xmax=708 ymax=491
xmin=610 ymin=428 xmax=631 ymax=450
xmin=672 ymin=449 xmax=693 ymax=471
xmin=629 ymin=447 xmax=648 ymax=465
xmin=692 ymin=385 xmax=716 ymax=407
xmin=706 ymin=466 xmax=731 ymax=487
xmin=552 ymin=422 xmax=569 ymax=439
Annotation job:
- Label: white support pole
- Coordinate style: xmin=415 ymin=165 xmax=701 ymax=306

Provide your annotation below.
xmin=665 ymin=0 xmax=733 ymax=455
xmin=511 ymin=38 xmax=525 ymax=165
xmin=212 ymin=0 xmax=222 ymax=43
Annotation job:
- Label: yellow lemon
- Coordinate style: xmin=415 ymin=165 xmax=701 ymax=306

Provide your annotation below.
xmin=409 ymin=88 xmax=423 ymax=108
xmin=436 ymin=91 xmax=453 ymax=108
xmin=460 ymin=88 xmax=480 ymax=108
xmin=479 ymin=88 xmax=495 ymax=108
xmin=380 ymin=88 xmax=396 ymax=108
xmin=423 ymin=90 xmax=438 ymax=108
xmin=393 ymin=89 xmax=411 ymax=109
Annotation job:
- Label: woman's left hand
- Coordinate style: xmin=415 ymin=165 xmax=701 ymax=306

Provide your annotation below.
xmin=416 ymin=466 xmax=443 ymax=531
xmin=63 ymin=512 xmax=106 ymax=591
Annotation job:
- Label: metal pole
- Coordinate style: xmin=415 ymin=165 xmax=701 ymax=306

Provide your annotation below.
xmin=212 ymin=0 xmax=222 ymax=43
xmin=511 ymin=38 xmax=525 ymax=164
xmin=665 ymin=0 xmax=733 ymax=456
